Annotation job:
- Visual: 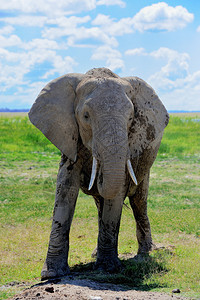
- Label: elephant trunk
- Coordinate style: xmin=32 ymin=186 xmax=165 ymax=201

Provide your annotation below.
xmin=96 ymin=135 xmax=128 ymax=199
xmin=88 ymin=155 xmax=138 ymax=199
xmin=98 ymin=158 xmax=126 ymax=199
xmin=89 ymin=117 xmax=137 ymax=199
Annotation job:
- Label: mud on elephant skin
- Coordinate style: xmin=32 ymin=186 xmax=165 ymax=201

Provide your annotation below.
xmin=29 ymin=67 xmax=169 ymax=280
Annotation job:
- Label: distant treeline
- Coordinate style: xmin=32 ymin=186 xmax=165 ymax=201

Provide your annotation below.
xmin=0 ymin=108 xmax=29 ymax=112
xmin=169 ymin=110 xmax=200 ymax=113
xmin=0 ymin=108 xmax=199 ymax=113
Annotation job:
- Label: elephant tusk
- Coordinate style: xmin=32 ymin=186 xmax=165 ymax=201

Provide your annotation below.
xmin=88 ymin=156 xmax=98 ymax=190
xmin=127 ymin=159 xmax=138 ymax=185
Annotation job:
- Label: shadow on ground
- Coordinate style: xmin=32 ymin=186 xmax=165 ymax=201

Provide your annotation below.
xmin=9 ymin=249 xmax=183 ymax=300
xmin=35 ymin=249 xmax=171 ymax=292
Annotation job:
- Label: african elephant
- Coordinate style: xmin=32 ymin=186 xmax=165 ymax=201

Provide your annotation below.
xmin=29 ymin=67 xmax=169 ymax=280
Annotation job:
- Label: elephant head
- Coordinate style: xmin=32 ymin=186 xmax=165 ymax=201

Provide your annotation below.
xmin=29 ymin=68 xmax=168 ymax=200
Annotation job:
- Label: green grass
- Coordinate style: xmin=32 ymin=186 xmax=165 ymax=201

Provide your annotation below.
xmin=158 ymin=116 xmax=200 ymax=158
xmin=0 ymin=114 xmax=200 ymax=299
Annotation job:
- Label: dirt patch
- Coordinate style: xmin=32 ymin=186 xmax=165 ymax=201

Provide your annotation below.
xmin=9 ymin=277 xmax=185 ymax=300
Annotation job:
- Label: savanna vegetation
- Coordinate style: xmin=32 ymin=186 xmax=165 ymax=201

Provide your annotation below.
xmin=0 ymin=113 xmax=200 ymax=299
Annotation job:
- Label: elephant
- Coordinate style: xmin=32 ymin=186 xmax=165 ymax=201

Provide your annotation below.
xmin=29 ymin=67 xmax=169 ymax=280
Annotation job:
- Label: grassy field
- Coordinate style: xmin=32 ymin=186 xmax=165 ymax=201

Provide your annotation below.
xmin=0 ymin=113 xmax=200 ymax=299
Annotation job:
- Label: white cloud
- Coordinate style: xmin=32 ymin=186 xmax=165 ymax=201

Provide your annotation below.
xmin=0 ymin=25 xmax=15 ymax=35
xmin=91 ymin=45 xmax=124 ymax=71
xmin=125 ymin=48 xmax=146 ymax=56
xmin=92 ymin=14 xmax=113 ymax=26
xmin=0 ymin=1 xmax=198 ymax=111
xmin=23 ymin=39 xmax=60 ymax=50
xmin=124 ymin=46 xmax=199 ymax=110
xmin=0 ymin=25 xmax=22 ymax=48
xmin=0 ymin=0 xmax=126 ymax=17
xmin=92 ymin=3 xmax=194 ymax=38
xmin=0 ymin=49 xmax=29 ymax=91
xmin=68 ymin=27 xmax=118 ymax=47
xmin=159 ymin=71 xmax=200 ymax=111
xmin=0 ymin=15 xmax=91 ymax=28
xmin=42 ymin=16 xmax=91 ymax=39
xmin=42 ymin=55 xmax=77 ymax=79
xmin=0 ymin=0 xmax=97 ymax=16
xmin=43 ymin=23 xmax=118 ymax=47
xmin=92 ymin=14 xmax=133 ymax=36
xmin=49 ymin=15 xmax=91 ymax=27
xmin=0 ymin=47 xmax=77 ymax=92
xmin=0 ymin=34 xmax=22 ymax=48
xmin=147 ymin=48 xmax=199 ymax=111
xmin=132 ymin=2 xmax=194 ymax=32
xmin=1 ymin=15 xmax=116 ymax=50
xmin=0 ymin=16 xmax=48 ymax=27
xmin=97 ymin=0 xmax=126 ymax=8
xmin=148 ymin=47 xmax=190 ymax=90
xmin=125 ymin=47 xmax=190 ymax=86
xmin=0 ymin=81 xmax=49 ymax=107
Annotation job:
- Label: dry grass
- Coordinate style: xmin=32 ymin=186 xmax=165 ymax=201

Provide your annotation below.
xmin=170 ymin=112 xmax=200 ymax=117
xmin=0 ymin=112 xmax=28 ymax=117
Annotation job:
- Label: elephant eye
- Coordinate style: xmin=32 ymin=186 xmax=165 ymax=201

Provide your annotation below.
xmin=84 ymin=112 xmax=89 ymax=120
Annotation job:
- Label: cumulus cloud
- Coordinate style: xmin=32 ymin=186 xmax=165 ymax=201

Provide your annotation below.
xmin=0 ymin=1 xmax=197 ymax=110
xmin=125 ymin=48 xmax=146 ymax=56
xmin=0 ymin=15 xmax=91 ymax=29
xmin=97 ymin=0 xmax=126 ymax=8
xmin=148 ymin=47 xmax=190 ymax=89
xmin=0 ymin=0 xmax=125 ymax=16
xmin=0 ymin=26 xmax=22 ymax=48
xmin=0 ymin=34 xmax=22 ymax=48
xmin=42 ymin=55 xmax=77 ymax=79
xmin=0 ymin=0 xmax=97 ymax=16
xmin=158 ymin=70 xmax=200 ymax=111
xmin=0 ymin=49 xmax=30 ymax=91
xmin=124 ymin=45 xmax=200 ymax=110
xmin=125 ymin=47 xmax=190 ymax=85
xmin=132 ymin=2 xmax=194 ymax=32
xmin=41 ymin=15 xmax=117 ymax=46
xmin=92 ymin=3 xmax=193 ymax=38
xmin=0 ymin=25 xmax=15 ymax=35
xmin=23 ymin=39 xmax=61 ymax=50
xmin=92 ymin=14 xmax=133 ymax=36
xmin=40 ymin=15 xmax=119 ymax=47
xmin=0 ymin=16 xmax=48 ymax=27
xmin=67 ymin=27 xmax=118 ymax=47
xmin=0 ymin=47 xmax=77 ymax=92
xmin=91 ymin=45 xmax=124 ymax=71
xmin=151 ymin=49 xmax=199 ymax=111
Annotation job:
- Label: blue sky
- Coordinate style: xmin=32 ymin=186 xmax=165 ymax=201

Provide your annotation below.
xmin=0 ymin=0 xmax=200 ymax=111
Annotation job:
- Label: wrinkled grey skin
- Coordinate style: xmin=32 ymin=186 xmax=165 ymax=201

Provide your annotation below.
xmin=29 ymin=68 xmax=169 ymax=280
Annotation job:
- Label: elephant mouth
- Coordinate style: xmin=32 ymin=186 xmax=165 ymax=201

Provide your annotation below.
xmin=88 ymin=156 xmax=137 ymax=198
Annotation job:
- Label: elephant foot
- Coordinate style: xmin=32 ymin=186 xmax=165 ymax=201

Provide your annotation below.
xmin=137 ymin=240 xmax=155 ymax=255
xmin=94 ymin=255 xmax=122 ymax=273
xmin=41 ymin=257 xmax=70 ymax=281
xmin=133 ymin=253 xmax=149 ymax=262
xmin=91 ymin=247 xmax=97 ymax=258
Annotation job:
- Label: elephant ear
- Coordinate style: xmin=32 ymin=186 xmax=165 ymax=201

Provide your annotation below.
xmin=123 ymin=76 xmax=169 ymax=157
xmin=29 ymin=73 xmax=85 ymax=162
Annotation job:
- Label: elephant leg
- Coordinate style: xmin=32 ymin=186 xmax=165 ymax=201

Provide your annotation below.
xmin=129 ymin=171 xmax=154 ymax=254
xmin=41 ymin=155 xmax=80 ymax=280
xmin=91 ymin=196 xmax=103 ymax=258
xmin=95 ymin=195 xmax=124 ymax=272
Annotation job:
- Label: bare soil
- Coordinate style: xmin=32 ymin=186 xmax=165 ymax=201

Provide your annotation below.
xmin=9 ymin=277 xmax=185 ymax=300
